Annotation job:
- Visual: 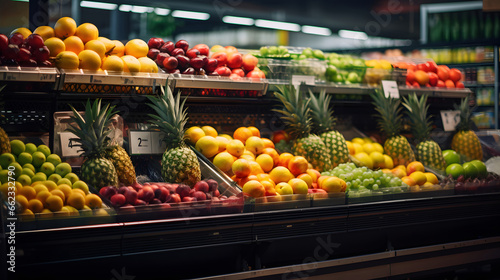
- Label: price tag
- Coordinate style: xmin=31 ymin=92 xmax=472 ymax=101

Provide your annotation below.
xmin=292 ymin=75 xmax=315 ymax=86
xmin=381 ymin=80 xmax=400 ymax=98
xmin=59 ymin=132 xmax=82 ymax=157
xmin=440 ymin=110 xmax=460 ymax=131
xmin=39 ymin=74 xmax=54 ymax=81
xmin=151 ymin=132 xmax=167 ymax=154
xmin=129 ymin=131 xmax=152 ymax=155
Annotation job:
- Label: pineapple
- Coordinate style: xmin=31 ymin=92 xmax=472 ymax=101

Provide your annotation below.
xmin=0 ymin=85 xmax=10 ymax=154
xmin=105 ymin=144 xmax=136 ymax=186
xmin=402 ymin=93 xmax=446 ymax=172
xmin=451 ymin=97 xmax=483 ymax=161
xmin=66 ymin=99 xmax=119 ymax=189
xmin=308 ymin=89 xmax=349 ymax=167
xmin=147 ymin=86 xmax=201 ymax=187
xmin=272 ymin=85 xmax=333 ymax=172
xmin=371 ymin=89 xmax=415 ymax=166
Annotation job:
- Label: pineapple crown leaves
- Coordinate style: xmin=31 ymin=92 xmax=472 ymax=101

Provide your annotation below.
xmin=402 ymin=93 xmax=432 ymax=143
xmin=454 ymin=96 xmax=475 ymax=132
xmin=371 ymin=89 xmax=403 ymax=138
xmin=272 ymin=85 xmax=312 ymax=140
xmin=146 ymin=85 xmax=188 ymax=148
xmin=308 ymin=89 xmax=336 ymax=134
xmin=66 ymin=99 xmax=118 ymax=158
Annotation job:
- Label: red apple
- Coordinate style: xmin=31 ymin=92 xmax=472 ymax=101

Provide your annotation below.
xmin=170 ymin=48 xmax=185 ymax=57
xmin=213 ymin=189 xmax=220 ymax=197
xmin=246 ymin=69 xmax=265 ymax=80
xmin=426 ymin=61 xmax=438 ymax=73
xmin=416 ymin=63 xmax=429 ymax=72
xmin=168 ymin=69 xmax=181 ymax=74
xmin=194 ymin=180 xmax=210 ymax=193
xmin=175 ymin=39 xmax=189 ymax=52
xmin=25 ymin=34 xmax=44 ymax=49
xmin=176 ymin=184 xmax=192 ymax=198
xmin=154 ymin=186 xmax=170 ymax=202
xmin=110 ymin=193 xmax=126 ymax=207
xmin=456 ymin=81 xmax=465 ymax=88
xmin=437 ymin=66 xmax=450 ymax=81
xmin=189 ymin=56 xmax=206 ymax=69
xmin=242 ymin=53 xmax=258 ymax=72
xmin=134 ymin=199 xmax=147 ymax=206
xmin=205 ymin=179 xmax=218 ymax=192
xmin=118 ymin=186 xmax=130 ymax=195
xmin=164 ymin=184 xmax=177 ymax=194
xmin=138 ymin=186 xmax=155 ymax=202
xmin=148 ymin=37 xmax=164 ymax=49
xmin=147 ymin=48 xmax=160 ymax=60
xmin=99 ymin=186 xmax=118 ymax=199
xmin=412 ymin=81 xmax=420 ymax=88
xmin=211 ymin=51 xmax=227 ymax=67
xmin=176 ymin=55 xmax=190 ymax=70
xmin=150 ymin=198 xmax=162 ymax=204
xmin=163 ymin=56 xmax=178 ymax=70
xmin=428 ymin=72 xmax=438 ymax=86
xmin=182 ymin=196 xmax=197 ymax=202
xmin=160 ymin=41 xmax=175 ymax=54
xmin=0 ymin=34 xmax=8 ymax=51
xmin=32 ymin=46 xmax=50 ymax=63
xmin=166 ymin=193 xmax=181 ymax=203
xmin=192 ymin=191 xmax=207 ymax=201
xmin=125 ymin=189 xmax=138 ymax=204
xmin=229 ymin=73 xmax=242 ymax=80
xmin=406 ymin=69 xmax=415 ymax=84
xmin=227 ymin=52 xmax=242 ymax=69
xmin=182 ymin=67 xmax=196 ymax=75
xmin=215 ymin=66 xmax=231 ymax=76
xmin=193 ymin=44 xmax=209 ymax=56
xmin=231 ymin=68 xmax=245 ymax=77
xmin=436 ymin=80 xmax=445 ymax=88
xmin=131 ymin=182 xmax=143 ymax=191
xmin=204 ymin=58 xmax=218 ymax=72
xmin=186 ymin=48 xmax=200 ymax=59
xmin=9 ymin=33 xmax=24 ymax=46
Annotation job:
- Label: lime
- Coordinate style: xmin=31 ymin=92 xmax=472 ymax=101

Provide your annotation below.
xmin=313 ymin=49 xmax=325 ymax=60
xmin=470 ymin=160 xmax=487 ymax=178
xmin=301 ymin=48 xmax=313 ymax=58
xmin=268 ymin=46 xmax=278 ymax=55
xmin=259 ymin=46 xmax=269 ymax=56
xmin=442 ymin=149 xmax=461 ymax=166
xmin=325 ymin=65 xmax=338 ymax=81
xmin=463 ymin=162 xmax=478 ymax=179
xmin=445 ymin=163 xmax=464 ymax=179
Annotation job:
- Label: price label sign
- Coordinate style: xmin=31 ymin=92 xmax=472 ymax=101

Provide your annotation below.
xmin=292 ymin=75 xmax=315 ymax=86
xmin=440 ymin=110 xmax=460 ymax=131
xmin=129 ymin=131 xmax=152 ymax=155
xmin=59 ymin=132 xmax=82 ymax=157
xmin=381 ymin=80 xmax=400 ymax=98
xmin=151 ymin=131 xmax=167 ymax=154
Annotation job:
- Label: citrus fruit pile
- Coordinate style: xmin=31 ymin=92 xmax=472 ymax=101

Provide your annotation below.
xmin=346 ymin=137 xmax=394 ymax=170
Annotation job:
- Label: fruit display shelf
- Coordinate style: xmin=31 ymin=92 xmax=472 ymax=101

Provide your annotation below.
xmin=4 ymin=192 xmax=499 ymax=279
xmin=0 ymin=66 xmax=59 ymax=92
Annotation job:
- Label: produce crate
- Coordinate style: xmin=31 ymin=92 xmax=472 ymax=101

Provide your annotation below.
xmin=58 ymin=69 xmax=168 ymax=95
xmin=347 ymin=184 xmax=455 ymax=204
xmin=310 ymin=192 xmax=346 ymax=207
xmin=258 ymin=58 xmax=326 ymax=84
xmin=0 ymin=66 xmax=59 ymax=92
xmin=243 ymin=194 xmax=311 ymax=212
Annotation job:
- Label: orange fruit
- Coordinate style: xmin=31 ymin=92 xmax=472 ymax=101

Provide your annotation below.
xmin=249 ymin=161 xmax=264 ymax=175
xmin=242 ymin=180 xmax=265 ymax=198
xmin=75 ymin=23 xmax=99 ymax=44
xmin=226 ymin=139 xmax=245 ymax=157
xmin=201 ymin=126 xmax=218 ymax=137
xmin=401 ymin=176 xmax=417 ymax=186
xmin=247 ymin=126 xmax=261 ymax=137
xmin=269 ymin=166 xmax=294 ymax=184
xmin=297 ymin=173 xmax=313 ymax=188
xmin=233 ymin=127 xmax=253 ymax=143
xmin=85 ymin=194 xmax=102 ymax=208
xmin=45 ymin=195 xmax=64 ymax=212
xmin=261 ymin=148 xmax=279 ymax=167
xmin=407 ymin=161 xmax=425 ymax=175
xmin=33 ymin=25 xmax=55 ymax=41
xmin=67 ymin=192 xmax=86 ymax=210
xmin=277 ymin=152 xmax=294 ymax=167
xmin=50 ymin=189 xmax=66 ymax=202
xmin=409 ymin=171 xmax=427 ymax=186
xmin=19 ymin=186 xmax=36 ymax=200
xmin=35 ymin=190 xmax=52 ymax=206
xmin=54 ymin=17 xmax=77 ymax=39
xmin=239 ymin=175 xmax=258 ymax=187
xmin=261 ymin=138 xmax=275 ymax=149
xmin=184 ymin=126 xmax=205 ymax=145
xmin=272 ymin=130 xmax=289 ymax=143
xmin=256 ymin=153 xmax=274 ymax=172
xmin=28 ymin=199 xmax=44 ymax=213
xmin=232 ymin=159 xmax=252 ymax=178
xmin=288 ymin=156 xmax=309 ymax=176
xmin=64 ymin=36 xmax=84 ymax=54
xmin=15 ymin=195 xmax=29 ymax=211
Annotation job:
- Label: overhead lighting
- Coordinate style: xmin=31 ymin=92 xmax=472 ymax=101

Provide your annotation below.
xmin=118 ymin=4 xmax=132 ymax=12
xmin=80 ymin=1 xmax=117 ymax=10
xmin=302 ymin=25 xmax=332 ymax=36
xmin=338 ymin=29 xmax=368 ymax=40
xmin=131 ymin=5 xmax=154 ymax=13
xmin=222 ymin=16 xmax=254 ymax=26
xmin=155 ymin=8 xmax=170 ymax=16
xmin=172 ymin=10 xmax=210 ymax=20
xmin=255 ymin=19 xmax=300 ymax=32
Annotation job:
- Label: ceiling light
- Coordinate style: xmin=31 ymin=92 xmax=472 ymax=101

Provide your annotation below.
xmin=118 ymin=4 xmax=132 ymax=12
xmin=172 ymin=10 xmax=210 ymax=20
xmin=338 ymin=29 xmax=368 ymax=40
xmin=155 ymin=8 xmax=170 ymax=16
xmin=255 ymin=19 xmax=300 ymax=32
xmin=80 ymin=1 xmax=117 ymax=10
xmin=222 ymin=16 xmax=254 ymax=26
xmin=302 ymin=25 xmax=332 ymax=36
xmin=131 ymin=5 xmax=154 ymax=13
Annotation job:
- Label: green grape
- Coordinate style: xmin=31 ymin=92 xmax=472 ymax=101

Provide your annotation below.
xmin=339 ymin=173 xmax=348 ymax=181
xmin=375 ymin=179 xmax=381 ymax=186
xmin=346 ymin=173 xmax=354 ymax=181
xmin=362 ymin=179 xmax=371 ymax=187
xmin=346 ymin=181 xmax=352 ymax=189
xmin=372 ymin=184 xmax=379 ymax=190
xmin=368 ymin=178 xmax=374 ymax=185
xmin=374 ymin=170 xmax=383 ymax=178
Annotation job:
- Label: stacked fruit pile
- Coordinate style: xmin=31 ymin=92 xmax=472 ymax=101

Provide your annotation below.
xmin=0 ymin=30 xmax=51 ymax=67
xmin=326 ymin=53 xmax=367 ymax=84
xmin=346 ymin=137 xmax=394 ymax=170
xmin=187 ymin=125 xmax=346 ymax=201
xmin=399 ymin=61 xmax=464 ymax=88
xmin=0 ymin=140 xmax=108 ymax=220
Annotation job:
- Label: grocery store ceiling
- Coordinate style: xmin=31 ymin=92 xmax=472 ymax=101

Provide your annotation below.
xmin=116 ymin=0 xmax=477 ymax=40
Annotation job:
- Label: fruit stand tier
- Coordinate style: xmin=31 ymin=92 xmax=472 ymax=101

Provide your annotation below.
xmin=4 ymin=192 xmax=499 ymax=280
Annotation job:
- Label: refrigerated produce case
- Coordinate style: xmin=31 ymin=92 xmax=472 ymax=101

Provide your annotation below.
xmin=1 ymin=68 xmax=500 ymax=280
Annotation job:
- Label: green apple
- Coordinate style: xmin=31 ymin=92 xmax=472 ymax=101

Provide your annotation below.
xmin=17 ymin=152 xmax=33 ymax=166
xmin=24 ymin=143 xmax=37 ymax=154
xmin=17 ymin=174 xmax=32 ymax=186
xmin=463 ymin=162 xmax=478 ymax=179
xmin=37 ymin=144 xmax=51 ymax=158
xmin=10 ymin=139 xmax=25 ymax=156
xmin=446 ymin=163 xmax=464 ymax=179
xmin=0 ymin=170 xmax=9 ymax=184
xmin=46 ymin=154 xmax=62 ymax=167
xmin=21 ymin=168 xmax=35 ymax=178
xmin=31 ymin=172 xmax=47 ymax=183
xmin=442 ymin=149 xmax=461 ymax=166
xmin=470 ymin=160 xmax=487 ymax=178
xmin=57 ymin=178 xmax=73 ymax=187
xmin=39 ymin=162 xmax=56 ymax=177
xmin=313 ymin=49 xmax=325 ymax=60
xmin=55 ymin=162 xmax=72 ymax=177
xmin=0 ymin=153 xmax=16 ymax=169
xmin=48 ymin=173 xmax=62 ymax=183
xmin=8 ymin=162 xmax=22 ymax=179
xmin=72 ymin=180 xmax=89 ymax=195
xmin=64 ymin=172 xmax=80 ymax=184
xmin=23 ymin=163 xmax=36 ymax=173
xmin=31 ymin=151 xmax=46 ymax=168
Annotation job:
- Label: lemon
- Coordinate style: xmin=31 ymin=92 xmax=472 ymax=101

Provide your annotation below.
xmin=102 ymin=55 xmax=124 ymax=72
xmin=85 ymin=39 xmax=106 ymax=59
xmin=184 ymin=126 xmax=205 ymax=145
xmin=75 ymin=23 xmax=99 ymax=43
xmin=121 ymin=55 xmax=140 ymax=73
xmin=78 ymin=49 xmax=101 ymax=70
xmin=353 ymin=152 xmax=374 ymax=169
xmin=201 ymin=126 xmax=218 ymax=137
xmin=125 ymin=39 xmax=148 ymax=58
xmin=213 ymin=152 xmax=234 ymax=172
xmin=33 ymin=26 xmax=54 ymax=41
xmin=55 ymin=51 xmax=79 ymax=69
xmin=45 ymin=37 xmax=65 ymax=57
xmin=97 ymin=37 xmax=114 ymax=53
xmin=110 ymin=40 xmax=125 ymax=56
xmin=64 ymin=36 xmax=84 ymax=54
xmin=195 ymin=136 xmax=219 ymax=158
xmin=10 ymin=27 xmax=32 ymax=39
xmin=369 ymin=151 xmax=385 ymax=168
xmin=138 ymin=57 xmax=158 ymax=73
xmin=54 ymin=17 xmax=77 ymax=39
